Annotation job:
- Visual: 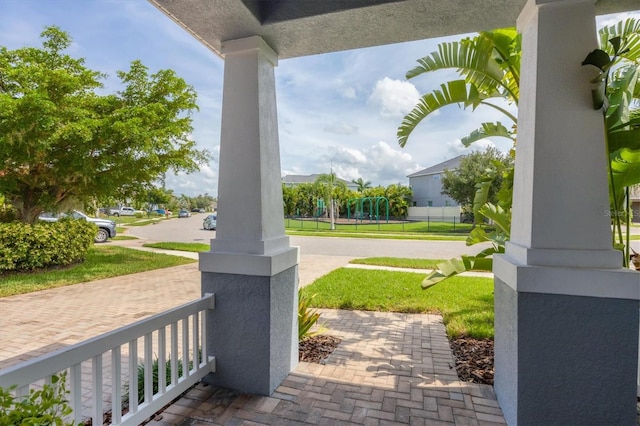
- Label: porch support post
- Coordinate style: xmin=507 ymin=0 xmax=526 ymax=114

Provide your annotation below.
xmin=199 ymin=36 xmax=299 ymax=395
xmin=493 ymin=0 xmax=639 ymax=424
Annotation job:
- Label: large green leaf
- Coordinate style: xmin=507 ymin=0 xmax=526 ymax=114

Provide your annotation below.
xmin=398 ymin=80 xmax=516 ymax=147
xmin=472 ymin=177 xmax=493 ymax=223
xmin=461 ymin=122 xmax=515 ymax=147
xmin=478 ymin=203 xmax=511 ymax=236
xmin=421 ymin=255 xmax=494 ymax=288
xmin=610 ymin=147 xmax=640 ymax=189
xmin=598 ymin=18 xmax=640 ymax=62
xmin=608 ymin=128 xmax=640 ymax=152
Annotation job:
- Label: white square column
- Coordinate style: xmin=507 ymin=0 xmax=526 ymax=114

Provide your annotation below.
xmin=493 ymin=0 xmax=639 ymax=424
xmin=199 ymin=36 xmax=299 ymax=395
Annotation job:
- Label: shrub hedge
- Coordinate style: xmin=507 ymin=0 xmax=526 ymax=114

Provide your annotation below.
xmin=0 ymin=220 xmax=95 ymax=273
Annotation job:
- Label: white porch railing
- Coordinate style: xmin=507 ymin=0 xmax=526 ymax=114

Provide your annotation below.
xmin=0 ymin=293 xmax=216 ymax=426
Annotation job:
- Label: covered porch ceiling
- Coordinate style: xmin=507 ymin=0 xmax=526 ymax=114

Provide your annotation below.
xmin=148 ymin=0 xmax=638 ymax=59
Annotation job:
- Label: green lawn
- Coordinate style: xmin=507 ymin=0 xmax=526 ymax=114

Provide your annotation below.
xmin=143 ymin=242 xmax=210 ymax=252
xmin=285 ymin=218 xmax=473 ymax=234
xmin=0 ymin=246 xmax=196 ymax=298
xmin=286 ymin=230 xmax=468 ymax=240
xmin=302 ymin=268 xmax=494 ymax=339
xmin=349 ymin=257 xmax=446 ymax=269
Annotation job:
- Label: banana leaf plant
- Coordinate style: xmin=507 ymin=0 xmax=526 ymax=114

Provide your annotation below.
xmin=405 ymin=19 xmax=639 ymax=287
xmin=582 ymin=23 xmax=640 ymax=268
xmin=422 ymin=173 xmax=511 ymax=287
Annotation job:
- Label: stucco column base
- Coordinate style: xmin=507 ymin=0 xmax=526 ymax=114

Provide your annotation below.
xmin=494 ymin=256 xmax=639 ymax=425
xmin=200 ymin=264 xmax=298 ymax=396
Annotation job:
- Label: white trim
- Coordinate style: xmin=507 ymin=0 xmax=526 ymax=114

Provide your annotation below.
xmin=494 ymin=254 xmax=640 ymax=300
xmin=199 ymin=246 xmax=299 ymax=276
xmin=221 ymin=35 xmax=278 ymax=65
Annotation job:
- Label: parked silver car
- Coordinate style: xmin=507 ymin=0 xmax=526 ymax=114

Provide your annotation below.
xmin=38 ymin=210 xmax=117 ymax=243
xmin=203 ymin=214 xmax=217 ymax=230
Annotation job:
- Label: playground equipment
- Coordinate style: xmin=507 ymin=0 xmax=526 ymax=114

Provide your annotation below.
xmin=347 ymin=196 xmax=389 ymax=223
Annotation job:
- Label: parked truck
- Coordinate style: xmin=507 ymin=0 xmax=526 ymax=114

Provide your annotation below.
xmin=108 ymin=207 xmax=140 ymax=217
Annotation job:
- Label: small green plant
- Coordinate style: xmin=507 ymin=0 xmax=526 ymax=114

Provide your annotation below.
xmin=125 ymin=351 xmax=199 ymax=405
xmin=0 ymin=372 xmax=76 ymax=426
xmin=298 ymin=290 xmax=322 ymax=341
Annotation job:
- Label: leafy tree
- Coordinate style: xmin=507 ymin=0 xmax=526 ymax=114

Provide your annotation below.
xmin=282 ymin=184 xmax=299 ymax=216
xmin=441 ymin=147 xmax=513 ymax=212
xmin=384 ymin=183 xmax=413 ymax=218
xmin=351 ymin=177 xmax=372 ymax=193
xmin=0 ymin=26 xmax=211 ymax=223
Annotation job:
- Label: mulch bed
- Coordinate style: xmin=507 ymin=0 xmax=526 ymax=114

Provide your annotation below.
xmin=449 ymin=336 xmax=494 ymax=385
xmin=299 ymin=335 xmax=341 ymax=364
xmin=299 ymin=334 xmax=495 ymax=387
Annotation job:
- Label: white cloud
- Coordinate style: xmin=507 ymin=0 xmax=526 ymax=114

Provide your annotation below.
xmin=341 ymin=87 xmax=357 ymax=99
xmin=597 ymin=11 xmax=640 ymax=28
xmin=323 ymin=122 xmax=359 ymax=135
xmin=444 ymin=139 xmax=497 ymax=158
xmin=368 ymin=77 xmax=420 ymax=118
xmin=310 ymin=141 xmax=422 ymax=186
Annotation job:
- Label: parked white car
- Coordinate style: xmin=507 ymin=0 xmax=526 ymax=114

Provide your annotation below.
xmin=108 ymin=207 xmax=141 ymax=217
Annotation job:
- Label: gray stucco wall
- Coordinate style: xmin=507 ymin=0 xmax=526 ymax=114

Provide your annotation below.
xmin=201 ymin=266 xmax=298 ymax=395
xmin=494 ymin=278 xmax=639 ymax=425
xmin=409 ymin=174 xmax=457 ymax=207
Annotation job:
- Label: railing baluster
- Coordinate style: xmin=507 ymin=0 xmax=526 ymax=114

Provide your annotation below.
xmin=111 ymin=346 xmax=122 ymax=425
xmin=192 ymin=313 xmax=199 ymax=370
xmin=182 ymin=317 xmax=189 ymax=378
xmin=0 ymin=294 xmax=215 ymax=426
xmin=15 ymin=384 xmax=28 ymax=399
xmin=92 ymin=355 xmax=103 ymax=425
xmin=128 ymin=339 xmax=138 ymax=414
xmin=158 ymin=327 xmax=166 ymax=394
xmin=70 ymin=364 xmax=83 ymax=424
xmin=144 ymin=333 xmax=153 ymax=404
xmin=171 ymin=322 xmax=178 ymax=387
xmin=201 ymin=310 xmax=208 ymax=367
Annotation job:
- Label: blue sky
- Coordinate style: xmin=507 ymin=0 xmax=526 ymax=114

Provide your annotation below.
xmin=1 ymin=1 xmax=637 ymax=197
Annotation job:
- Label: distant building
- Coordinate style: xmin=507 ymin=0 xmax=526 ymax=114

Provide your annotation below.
xmin=282 ymin=174 xmax=359 ymax=191
xmin=407 ymin=155 xmax=463 ymax=207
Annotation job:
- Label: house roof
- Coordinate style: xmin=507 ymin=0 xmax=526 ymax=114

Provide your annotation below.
xmin=147 ymin=0 xmax=636 ymax=60
xmin=407 ymin=155 xmax=465 ymax=178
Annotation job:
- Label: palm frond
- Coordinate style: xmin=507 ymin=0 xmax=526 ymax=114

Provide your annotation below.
xmin=406 ymin=34 xmax=518 ymax=103
xmin=461 ymin=122 xmax=515 ymax=147
xmin=398 ymin=80 xmax=493 ymax=147
xmin=599 ymin=18 xmax=640 ymax=62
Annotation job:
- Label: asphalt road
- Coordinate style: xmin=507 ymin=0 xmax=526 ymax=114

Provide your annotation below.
xmin=125 ymin=214 xmax=491 ymax=259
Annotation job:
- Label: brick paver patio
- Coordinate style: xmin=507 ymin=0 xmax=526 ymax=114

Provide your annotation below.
xmin=147 ymin=310 xmax=505 ymax=425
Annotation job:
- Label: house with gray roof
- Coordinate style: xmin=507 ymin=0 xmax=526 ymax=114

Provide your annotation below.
xmin=407 ymin=155 xmax=463 ymax=207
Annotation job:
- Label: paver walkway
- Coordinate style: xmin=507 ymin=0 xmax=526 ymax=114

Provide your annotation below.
xmin=148 ymin=310 xmax=505 ymax=425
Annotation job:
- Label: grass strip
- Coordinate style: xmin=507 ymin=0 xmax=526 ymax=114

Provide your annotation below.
xmin=285 ymin=230 xmax=468 ymax=241
xmin=143 ymin=242 xmax=210 ymax=252
xmin=0 ymin=246 xmax=196 ymax=298
xmin=302 ymin=268 xmax=494 ymax=339
xmin=349 ymin=257 xmax=446 ymax=269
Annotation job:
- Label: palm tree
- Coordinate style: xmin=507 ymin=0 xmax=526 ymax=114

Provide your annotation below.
xmin=351 ymin=177 xmax=372 ymax=193
xmin=315 ymin=173 xmax=347 ymax=230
